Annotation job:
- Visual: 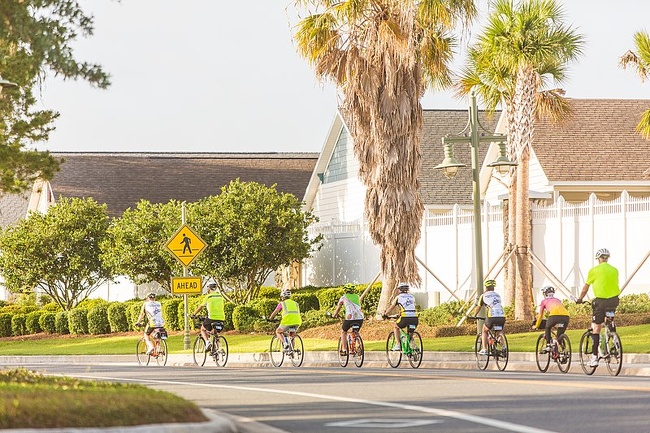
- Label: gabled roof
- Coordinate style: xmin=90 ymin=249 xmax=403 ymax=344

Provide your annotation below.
xmin=49 ymin=152 xmax=318 ymax=217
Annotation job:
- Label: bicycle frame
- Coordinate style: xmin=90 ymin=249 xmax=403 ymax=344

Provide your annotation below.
xmin=579 ymin=310 xmax=622 ymax=376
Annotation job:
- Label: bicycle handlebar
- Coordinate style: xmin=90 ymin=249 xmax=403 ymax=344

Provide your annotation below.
xmin=466 ymin=316 xmax=485 ymax=321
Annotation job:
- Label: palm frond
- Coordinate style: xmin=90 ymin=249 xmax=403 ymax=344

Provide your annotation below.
xmin=636 ymin=108 xmax=650 ymax=140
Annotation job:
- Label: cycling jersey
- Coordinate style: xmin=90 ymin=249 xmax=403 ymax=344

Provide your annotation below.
xmin=476 ymin=291 xmax=505 ymax=318
xmin=586 ymin=262 xmax=620 ymax=299
xmin=339 ymin=293 xmax=364 ymax=321
xmin=142 ymin=300 xmax=164 ymax=327
xmin=535 ymin=296 xmax=569 ymax=329
xmin=204 ymin=292 xmax=225 ymax=321
xmin=278 ymin=299 xmax=302 ymax=326
xmin=394 ymin=293 xmax=417 ymax=318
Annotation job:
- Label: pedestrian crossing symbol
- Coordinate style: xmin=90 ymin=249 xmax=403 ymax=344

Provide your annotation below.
xmin=165 ymin=224 xmax=206 ymax=267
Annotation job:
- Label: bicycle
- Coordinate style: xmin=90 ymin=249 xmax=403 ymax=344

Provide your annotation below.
xmin=268 ymin=321 xmax=304 ymax=367
xmin=468 ymin=316 xmax=508 ymax=371
xmin=329 ymin=313 xmax=364 ymax=368
xmin=533 ymin=319 xmax=572 ymax=373
xmin=190 ymin=315 xmax=229 ymax=367
xmin=577 ymin=303 xmax=623 ymax=376
xmin=135 ymin=324 xmax=168 ymax=366
xmin=383 ymin=315 xmax=423 ymax=369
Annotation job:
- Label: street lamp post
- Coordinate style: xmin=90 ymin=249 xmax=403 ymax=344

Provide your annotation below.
xmin=435 ymin=92 xmax=516 ymax=331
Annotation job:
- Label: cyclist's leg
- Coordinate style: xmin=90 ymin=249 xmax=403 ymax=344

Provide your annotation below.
xmin=276 ymin=324 xmax=289 ymax=347
xmin=201 ymin=318 xmax=212 ymax=344
xmin=341 ymin=320 xmax=353 ymax=353
xmin=143 ymin=325 xmax=154 ymax=352
xmin=393 ymin=317 xmax=408 ymax=350
xmin=483 ymin=317 xmax=496 ymax=350
xmin=591 ymin=299 xmax=606 ymax=355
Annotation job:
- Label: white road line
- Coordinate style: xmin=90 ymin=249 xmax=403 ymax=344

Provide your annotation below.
xmin=75 ymin=374 xmax=558 ymax=433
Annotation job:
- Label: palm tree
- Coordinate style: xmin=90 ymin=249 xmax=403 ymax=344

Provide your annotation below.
xmin=293 ymin=0 xmax=477 ymax=314
xmin=456 ymin=0 xmax=583 ymax=319
xmin=620 ymin=30 xmax=650 ymax=142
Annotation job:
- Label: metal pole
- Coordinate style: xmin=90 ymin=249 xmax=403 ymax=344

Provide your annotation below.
xmin=469 ymin=93 xmax=485 ymax=334
xmin=182 ymin=202 xmax=191 ymax=350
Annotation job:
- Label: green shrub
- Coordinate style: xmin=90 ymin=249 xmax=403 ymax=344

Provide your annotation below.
xmin=162 ymin=297 xmax=183 ymax=331
xmin=11 ymin=314 xmax=27 ymax=336
xmin=107 ymin=302 xmax=130 ymax=333
xmin=0 ymin=313 xmax=12 ymax=337
xmin=300 ymin=309 xmax=336 ymax=330
xmin=249 ymin=298 xmax=278 ymax=318
xmin=68 ymin=308 xmax=89 ymax=334
xmin=25 ymin=311 xmax=43 ymax=334
xmin=292 ymin=293 xmax=319 ymax=312
xmin=258 ymin=286 xmax=280 ymax=299
xmin=55 ymin=311 xmax=69 ymax=334
xmin=88 ymin=304 xmax=110 ymax=335
xmin=252 ymin=319 xmax=275 ymax=333
xmin=317 ymin=287 xmax=344 ymax=311
xmin=39 ymin=312 xmax=57 ymax=334
xmin=360 ymin=283 xmax=382 ymax=315
xmin=41 ymin=302 xmax=61 ymax=312
xmin=223 ymin=302 xmax=235 ymax=331
xmin=232 ymin=305 xmax=258 ymax=332
xmin=618 ymin=293 xmax=650 ymax=313
xmin=127 ymin=302 xmax=143 ymax=330
xmin=419 ymin=301 xmax=465 ymax=327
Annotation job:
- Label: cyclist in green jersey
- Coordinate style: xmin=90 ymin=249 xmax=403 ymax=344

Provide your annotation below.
xmin=268 ymin=289 xmax=302 ymax=350
xmin=191 ymin=282 xmax=225 ymax=352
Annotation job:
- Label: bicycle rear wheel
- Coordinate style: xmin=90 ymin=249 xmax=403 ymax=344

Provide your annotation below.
xmin=193 ymin=336 xmax=207 ymax=366
xmin=579 ymin=330 xmax=596 ymax=375
xmin=535 ymin=334 xmax=550 ymax=372
xmin=407 ymin=331 xmax=423 ymax=369
xmin=385 ymin=332 xmax=402 ymax=368
xmin=605 ymin=332 xmax=623 ymax=376
xmin=214 ymin=335 xmax=229 ymax=367
xmin=556 ymin=333 xmax=572 ymax=374
xmin=290 ymin=335 xmax=304 ymax=367
xmin=269 ymin=335 xmax=284 ymax=367
xmin=337 ymin=337 xmax=349 ymax=367
xmin=136 ymin=339 xmax=150 ymax=366
xmin=495 ymin=332 xmax=509 ymax=371
xmin=154 ymin=339 xmax=168 ymax=366
xmin=474 ymin=334 xmax=489 ymax=370
xmin=353 ymin=334 xmax=364 ymax=368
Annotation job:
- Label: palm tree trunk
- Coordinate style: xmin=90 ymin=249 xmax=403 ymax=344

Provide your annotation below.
xmin=504 ymin=101 xmax=517 ymax=306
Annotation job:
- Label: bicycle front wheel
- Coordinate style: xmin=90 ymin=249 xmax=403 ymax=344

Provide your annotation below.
xmin=290 ymin=335 xmax=304 ymax=367
xmin=337 ymin=337 xmax=349 ymax=367
xmin=579 ymin=330 xmax=596 ymax=375
xmin=556 ymin=333 xmax=572 ymax=374
xmin=353 ymin=334 xmax=364 ymax=368
xmin=495 ymin=332 xmax=509 ymax=371
xmin=605 ymin=332 xmax=623 ymax=376
xmin=474 ymin=334 xmax=489 ymax=370
xmin=269 ymin=335 xmax=284 ymax=367
xmin=154 ymin=339 xmax=168 ymax=366
xmin=407 ymin=331 xmax=423 ymax=369
xmin=193 ymin=336 xmax=207 ymax=366
xmin=385 ymin=332 xmax=401 ymax=368
xmin=535 ymin=334 xmax=550 ymax=372
xmin=136 ymin=339 xmax=150 ymax=366
xmin=214 ymin=336 xmax=229 ymax=367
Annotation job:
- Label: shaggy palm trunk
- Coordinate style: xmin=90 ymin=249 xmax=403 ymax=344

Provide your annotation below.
xmin=504 ymin=102 xmax=517 ymax=306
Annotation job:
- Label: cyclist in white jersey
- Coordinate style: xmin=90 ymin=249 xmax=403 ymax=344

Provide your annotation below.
xmin=135 ymin=292 xmax=165 ymax=355
xmin=332 ymin=284 xmax=365 ymax=356
xmin=385 ymin=282 xmax=418 ymax=351
xmin=471 ymin=279 xmax=506 ymax=355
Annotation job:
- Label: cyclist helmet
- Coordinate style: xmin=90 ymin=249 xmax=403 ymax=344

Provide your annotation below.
xmin=206 ymin=282 xmax=217 ymax=290
xmin=541 ymin=286 xmax=555 ymax=296
xmin=146 ymin=292 xmax=156 ymax=299
xmin=397 ymin=282 xmax=410 ymax=292
xmin=343 ymin=284 xmax=355 ymax=293
xmin=484 ymin=279 xmax=496 ymax=288
xmin=280 ymin=289 xmax=291 ymax=299
xmin=595 ymin=248 xmax=610 ymax=259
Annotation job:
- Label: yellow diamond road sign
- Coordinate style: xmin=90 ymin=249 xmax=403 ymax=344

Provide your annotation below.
xmin=165 ymin=224 xmax=206 ymax=267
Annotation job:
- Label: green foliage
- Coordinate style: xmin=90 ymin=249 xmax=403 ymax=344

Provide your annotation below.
xmin=68 ymin=308 xmax=88 ymax=335
xmin=301 ymin=309 xmax=336 ymax=330
xmin=231 ymin=305 xmax=259 ymax=332
xmin=292 ymin=293 xmax=319 ymax=312
xmin=317 ymin=287 xmax=344 ymax=311
xmin=0 ymin=313 xmax=12 ymax=337
xmin=41 ymin=302 xmax=61 ymax=312
xmin=252 ymin=319 xmax=275 ymax=333
xmin=107 ymin=303 xmax=129 ymax=333
xmin=360 ymin=283 xmax=382 ymax=315
xmin=55 ymin=311 xmax=69 ymax=334
xmin=127 ymin=302 xmax=143 ymax=330
xmin=11 ymin=314 xmax=27 ymax=336
xmin=418 ymin=301 xmax=466 ymax=327
xmin=258 ymin=286 xmax=280 ymax=299
xmin=618 ymin=293 xmax=650 ymax=313
xmin=25 ymin=311 xmax=42 ymax=334
xmin=39 ymin=312 xmax=57 ymax=334
xmin=249 ymin=298 xmax=278 ymax=318
xmin=223 ymin=302 xmax=235 ymax=331
xmin=162 ymin=298 xmax=183 ymax=331
xmin=88 ymin=304 xmax=110 ymax=335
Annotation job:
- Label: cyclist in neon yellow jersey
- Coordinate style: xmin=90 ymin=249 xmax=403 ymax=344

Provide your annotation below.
xmin=268 ymin=289 xmax=302 ymax=349
xmin=191 ymin=282 xmax=225 ymax=352
xmin=577 ymin=248 xmax=621 ymax=367
xmin=332 ymin=284 xmax=365 ymax=356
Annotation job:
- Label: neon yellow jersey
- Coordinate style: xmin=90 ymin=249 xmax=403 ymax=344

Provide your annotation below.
xmin=204 ymin=293 xmax=225 ymax=321
xmin=279 ymin=299 xmax=302 ymax=326
xmin=586 ymin=262 xmax=620 ymax=299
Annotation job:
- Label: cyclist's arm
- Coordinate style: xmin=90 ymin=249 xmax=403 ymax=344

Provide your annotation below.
xmin=577 ymin=283 xmax=590 ymax=302
xmin=191 ymin=304 xmax=205 ymax=316
xmin=268 ymin=304 xmax=282 ymax=320
xmin=533 ymin=301 xmax=545 ymax=329
xmin=136 ymin=304 xmax=146 ymax=324
xmin=332 ymin=300 xmax=343 ymax=318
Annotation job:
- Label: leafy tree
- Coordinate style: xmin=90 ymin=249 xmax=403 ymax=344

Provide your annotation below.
xmin=191 ymin=180 xmax=321 ymax=304
xmin=0 ymin=197 xmax=112 ymax=310
xmin=620 ymin=30 xmax=650 ymax=141
xmin=0 ymin=1 xmax=110 ymax=193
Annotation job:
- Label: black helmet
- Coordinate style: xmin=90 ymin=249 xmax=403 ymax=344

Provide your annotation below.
xmin=147 ymin=292 xmax=156 ymax=299
xmin=207 ymin=282 xmax=217 ymax=290
xmin=541 ymin=286 xmax=555 ymax=296
xmin=397 ymin=282 xmax=410 ymax=292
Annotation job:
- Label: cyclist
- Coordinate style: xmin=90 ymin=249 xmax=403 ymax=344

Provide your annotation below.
xmin=268 ymin=289 xmax=302 ymax=350
xmin=135 ymin=292 xmax=165 ymax=355
xmin=331 ymin=283 xmax=365 ymax=356
xmin=533 ymin=286 xmax=570 ymax=352
xmin=385 ymin=282 xmax=418 ymax=351
xmin=191 ymin=282 xmax=225 ymax=352
xmin=471 ymin=279 xmax=506 ymax=356
xmin=576 ymin=248 xmax=621 ymax=367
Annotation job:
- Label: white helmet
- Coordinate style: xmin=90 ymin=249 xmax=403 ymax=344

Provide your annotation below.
xmin=595 ymin=248 xmax=610 ymax=259
xmin=397 ymin=282 xmax=410 ymax=292
xmin=280 ymin=289 xmax=291 ymax=299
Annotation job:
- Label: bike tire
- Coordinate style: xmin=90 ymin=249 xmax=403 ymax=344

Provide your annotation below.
xmin=556 ymin=333 xmax=572 ymax=374
xmin=474 ymin=334 xmax=489 ymax=370
xmin=193 ymin=336 xmax=207 ymax=366
xmin=495 ymin=332 xmax=509 ymax=371
xmin=337 ymin=337 xmax=349 ymax=367
xmin=407 ymin=331 xmax=423 ymax=369
xmin=579 ymin=330 xmax=597 ymax=375
xmin=535 ymin=334 xmax=550 ymax=373
xmin=215 ymin=335 xmax=229 ymax=367
xmin=155 ymin=339 xmax=168 ymax=366
xmin=353 ymin=334 xmax=364 ymax=368
xmin=136 ymin=339 xmax=150 ymax=366
xmin=605 ymin=332 xmax=623 ymax=376
xmin=291 ymin=335 xmax=304 ymax=367
xmin=269 ymin=335 xmax=284 ymax=367
xmin=385 ymin=332 xmax=402 ymax=368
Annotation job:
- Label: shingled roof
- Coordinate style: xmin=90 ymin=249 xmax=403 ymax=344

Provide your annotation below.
xmin=49 ymin=152 xmax=319 ymax=217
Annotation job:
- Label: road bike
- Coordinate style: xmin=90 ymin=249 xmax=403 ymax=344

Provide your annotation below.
xmin=135 ymin=325 xmax=168 ymax=366
xmin=533 ymin=319 xmax=571 ymax=373
xmin=468 ymin=316 xmax=508 ymax=371
xmin=578 ymin=305 xmax=623 ymax=376
xmin=190 ymin=315 xmax=229 ymax=367
xmin=330 ymin=314 xmax=364 ymax=368
xmin=269 ymin=324 xmax=304 ymax=367
xmin=384 ymin=315 xmax=423 ymax=368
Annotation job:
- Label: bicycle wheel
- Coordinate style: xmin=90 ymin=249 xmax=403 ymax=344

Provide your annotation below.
xmin=495 ymin=332 xmax=509 ymax=371
xmin=535 ymin=334 xmax=550 ymax=372
xmin=406 ymin=331 xmax=423 ymax=369
xmin=474 ymin=334 xmax=489 ymax=370
xmin=290 ymin=335 xmax=304 ymax=367
xmin=605 ymin=332 xmax=623 ymax=376
xmin=385 ymin=332 xmax=402 ymax=368
xmin=154 ymin=339 xmax=168 ymax=366
xmin=337 ymin=337 xmax=349 ymax=367
xmin=556 ymin=333 xmax=572 ymax=374
xmin=193 ymin=336 xmax=207 ymax=366
xmin=353 ymin=334 xmax=364 ymax=368
xmin=269 ymin=335 xmax=284 ymax=367
xmin=579 ymin=330 xmax=596 ymax=375
xmin=214 ymin=336 xmax=229 ymax=367
xmin=136 ymin=339 xmax=150 ymax=366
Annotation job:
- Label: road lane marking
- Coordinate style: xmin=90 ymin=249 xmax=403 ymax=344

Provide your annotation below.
xmin=325 ymin=419 xmax=443 ymax=428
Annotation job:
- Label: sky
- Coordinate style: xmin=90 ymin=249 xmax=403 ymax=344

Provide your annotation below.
xmin=35 ymin=0 xmax=650 ymax=154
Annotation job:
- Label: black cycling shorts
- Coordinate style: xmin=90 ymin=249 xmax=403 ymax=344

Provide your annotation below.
xmin=342 ymin=319 xmax=363 ymax=332
xmin=203 ymin=319 xmax=224 ymax=332
xmin=485 ymin=317 xmax=506 ymax=330
xmin=396 ymin=316 xmax=418 ymax=330
xmin=592 ymin=297 xmax=619 ymax=325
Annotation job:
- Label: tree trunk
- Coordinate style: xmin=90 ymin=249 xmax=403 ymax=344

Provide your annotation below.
xmin=504 ymin=101 xmax=517 ymax=307
xmin=377 ymin=277 xmax=398 ymax=318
